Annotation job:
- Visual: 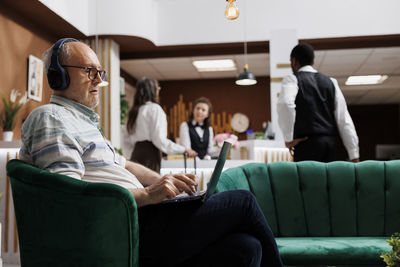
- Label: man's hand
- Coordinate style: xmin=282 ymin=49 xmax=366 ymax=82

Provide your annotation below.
xmin=132 ymin=173 xmax=198 ymax=207
xmin=185 ymin=148 xmax=198 ymax=158
xmin=285 ymin=137 xmax=308 ymax=150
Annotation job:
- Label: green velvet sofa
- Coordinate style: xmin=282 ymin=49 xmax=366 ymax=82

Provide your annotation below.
xmin=6 ymin=159 xmax=139 ymax=267
xmin=216 ymin=160 xmax=400 ymax=266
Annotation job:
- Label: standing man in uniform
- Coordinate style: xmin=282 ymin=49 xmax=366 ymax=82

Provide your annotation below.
xmin=277 ymin=43 xmax=359 ymax=162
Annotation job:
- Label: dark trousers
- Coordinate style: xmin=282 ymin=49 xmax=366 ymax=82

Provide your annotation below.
xmin=294 ymin=135 xmax=336 ymax=162
xmin=138 ymin=190 xmax=283 ymax=267
xmin=130 ymin=141 xmax=162 ymax=173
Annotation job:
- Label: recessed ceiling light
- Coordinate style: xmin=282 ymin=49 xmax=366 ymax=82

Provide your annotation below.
xmin=345 ymin=75 xmax=388 ymax=85
xmin=192 ymin=59 xmax=236 ymax=72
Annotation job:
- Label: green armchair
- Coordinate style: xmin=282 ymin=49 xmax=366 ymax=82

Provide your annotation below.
xmin=6 ymin=159 xmax=139 ymax=267
xmin=216 ymin=160 xmax=400 ymax=266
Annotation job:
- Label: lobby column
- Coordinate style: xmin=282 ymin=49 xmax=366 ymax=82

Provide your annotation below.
xmin=269 ymin=29 xmax=298 ymax=145
xmin=84 ymin=38 xmax=121 ymax=147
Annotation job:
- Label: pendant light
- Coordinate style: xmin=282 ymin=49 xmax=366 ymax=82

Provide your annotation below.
xmin=235 ymin=1 xmax=257 ymax=86
xmin=236 ymin=64 xmax=257 ymax=85
xmin=225 ymin=0 xmax=239 ymax=20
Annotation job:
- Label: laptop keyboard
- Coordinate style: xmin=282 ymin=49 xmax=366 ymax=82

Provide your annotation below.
xmin=174 ymin=190 xmax=206 ymax=199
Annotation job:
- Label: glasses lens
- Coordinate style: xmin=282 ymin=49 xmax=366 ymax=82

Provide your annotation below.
xmin=88 ymin=68 xmax=106 ymax=80
xmin=99 ymin=70 xmax=106 ymax=80
xmin=88 ymin=68 xmax=96 ymax=80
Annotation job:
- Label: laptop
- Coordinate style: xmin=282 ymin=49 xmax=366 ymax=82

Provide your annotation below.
xmin=161 ymin=141 xmax=232 ymax=204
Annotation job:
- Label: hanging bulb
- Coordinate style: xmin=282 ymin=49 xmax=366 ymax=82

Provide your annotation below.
xmin=225 ymin=0 xmax=239 ymax=20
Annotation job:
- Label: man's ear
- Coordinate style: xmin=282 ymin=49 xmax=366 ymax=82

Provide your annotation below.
xmin=290 ymin=58 xmax=297 ymax=72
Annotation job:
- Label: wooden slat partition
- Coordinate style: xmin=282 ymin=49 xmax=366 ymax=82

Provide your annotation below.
xmin=165 ymin=94 xmax=235 ymax=140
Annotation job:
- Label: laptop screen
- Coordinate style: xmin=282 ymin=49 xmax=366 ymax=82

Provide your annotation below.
xmin=160 ymin=141 xmax=232 ymax=204
xmin=204 ymin=141 xmax=232 ymax=200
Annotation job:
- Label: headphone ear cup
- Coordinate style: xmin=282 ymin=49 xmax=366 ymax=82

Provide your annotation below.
xmin=47 ymin=38 xmax=77 ymax=90
xmin=64 ymin=70 xmax=70 ymax=89
xmin=47 ymin=69 xmax=63 ymax=90
xmin=58 ymin=66 xmax=70 ymax=90
xmin=47 ymin=67 xmax=70 ymax=90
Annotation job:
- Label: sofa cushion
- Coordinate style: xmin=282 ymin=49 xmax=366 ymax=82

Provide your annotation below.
xmin=217 ymin=160 xmax=400 ymax=237
xmin=277 ymin=237 xmax=390 ymax=265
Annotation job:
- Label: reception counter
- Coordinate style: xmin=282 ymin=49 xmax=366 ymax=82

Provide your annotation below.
xmin=161 ymin=159 xmax=254 ymax=191
xmin=161 ymin=140 xmax=292 ymax=191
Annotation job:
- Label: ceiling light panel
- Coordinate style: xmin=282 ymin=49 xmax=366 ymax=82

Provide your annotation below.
xmin=345 ymin=75 xmax=388 ymax=85
xmin=192 ymin=59 xmax=236 ymax=72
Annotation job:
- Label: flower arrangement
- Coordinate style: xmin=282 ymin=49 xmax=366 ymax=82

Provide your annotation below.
xmin=213 ymin=133 xmax=240 ymax=149
xmin=381 ymin=232 xmax=400 ymax=267
xmin=1 ymin=89 xmax=28 ymax=131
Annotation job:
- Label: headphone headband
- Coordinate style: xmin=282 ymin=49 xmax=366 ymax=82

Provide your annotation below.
xmin=47 ymin=38 xmax=79 ymax=90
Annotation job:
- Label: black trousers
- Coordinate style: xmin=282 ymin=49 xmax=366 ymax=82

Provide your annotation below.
xmin=294 ymin=135 xmax=336 ymax=162
xmin=130 ymin=141 xmax=162 ymax=173
xmin=138 ymin=190 xmax=283 ymax=267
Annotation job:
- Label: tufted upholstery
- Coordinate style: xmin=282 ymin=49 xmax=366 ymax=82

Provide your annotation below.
xmin=216 ymin=160 xmax=400 ymax=266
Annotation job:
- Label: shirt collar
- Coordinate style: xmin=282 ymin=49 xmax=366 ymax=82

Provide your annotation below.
xmin=50 ymin=95 xmax=100 ymax=123
xmin=192 ymin=120 xmax=204 ymax=126
xmin=298 ymin=65 xmax=317 ymax=73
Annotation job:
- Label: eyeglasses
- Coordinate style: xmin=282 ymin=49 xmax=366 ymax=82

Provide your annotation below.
xmin=62 ymin=65 xmax=106 ymax=81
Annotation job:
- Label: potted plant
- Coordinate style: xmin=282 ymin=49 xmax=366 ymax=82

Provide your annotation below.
xmin=1 ymin=89 xmax=27 ymax=141
xmin=381 ymin=232 xmax=400 ymax=267
xmin=120 ymin=94 xmax=129 ymax=125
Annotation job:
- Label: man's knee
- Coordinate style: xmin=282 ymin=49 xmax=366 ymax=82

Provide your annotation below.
xmin=222 ymin=232 xmax=262 ymax=267
xmin=216 ymin=189 xmax=257 ymax=204
xmin=182 ymin=232 xmax=262 ymax=267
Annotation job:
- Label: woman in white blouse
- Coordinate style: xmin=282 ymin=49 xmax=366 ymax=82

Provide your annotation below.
xmin=124 ymin=77 xmax=197 ymax=173
xmin=179 ymin=97 xmax=218 ymax=159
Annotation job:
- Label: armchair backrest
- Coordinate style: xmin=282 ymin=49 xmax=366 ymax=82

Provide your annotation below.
xmin=217 ymin=160 xmax=400 ymax=238
xmin=6 ymin=159 xmax=139 ymax=267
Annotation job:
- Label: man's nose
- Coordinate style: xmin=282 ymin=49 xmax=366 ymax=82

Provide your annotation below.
xmin=93 ymin=71 xmax=103 ymax=84
xmin=96 ymin=71 xmax=103 ymax=81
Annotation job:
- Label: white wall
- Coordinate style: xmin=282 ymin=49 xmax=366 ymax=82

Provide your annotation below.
xmin=39 ymin=0 xmax=400 ymax=45
xmin=269 ymin=29 xmax=298 ymax=145
xmin=39 ymin=0 xmax=91 ymax=35
xmin=40 ymin=0 xmax=158 ymax=43
xmin=157 ymin=0 xmax=400 ymax=45
xmin=95 ymin=0 xmax=158 ymax=43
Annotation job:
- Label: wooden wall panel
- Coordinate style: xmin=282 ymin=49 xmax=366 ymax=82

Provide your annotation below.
xmin=0 ymin=6 xmax=55 ymax=140
xmin=336 ymin=104 xmax=400 ymax=161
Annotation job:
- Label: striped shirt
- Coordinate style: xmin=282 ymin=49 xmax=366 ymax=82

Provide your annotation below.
xmin=20 ymin=95 xmax=143 ymax=189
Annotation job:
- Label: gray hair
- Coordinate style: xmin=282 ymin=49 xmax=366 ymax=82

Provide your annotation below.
xmin=42 ymin=40 xmax=75 ymax=73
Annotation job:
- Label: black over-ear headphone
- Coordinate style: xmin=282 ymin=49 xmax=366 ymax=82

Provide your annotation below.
xmin=47 ymin=38 xmax=78 ymax=90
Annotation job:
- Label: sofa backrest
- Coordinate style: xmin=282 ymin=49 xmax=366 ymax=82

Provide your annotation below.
xmin=6 ymin=159 xmax=139 ymax=267
xmin=216 ymin=160 xmax=400 ymax=237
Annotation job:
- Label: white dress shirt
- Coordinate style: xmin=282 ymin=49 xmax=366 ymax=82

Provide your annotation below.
xmin=123 ymin=101 xmax=185 ymax=157
xmin=179 ymin=121 xmax=217 ymax=157
xmin=277 ymin=65 xmax=359 ymax=160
